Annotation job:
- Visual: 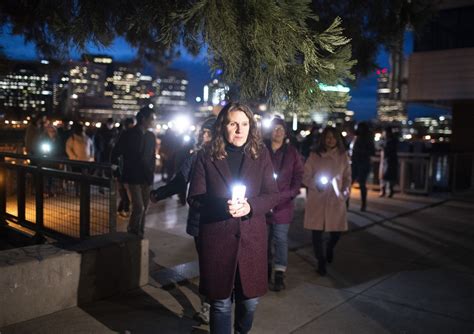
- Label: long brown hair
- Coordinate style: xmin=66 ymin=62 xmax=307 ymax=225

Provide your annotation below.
xmin=210 ymin=102 xmax=262 ymax=160
xmin=312 ymin=126 xmax=347 ymax=156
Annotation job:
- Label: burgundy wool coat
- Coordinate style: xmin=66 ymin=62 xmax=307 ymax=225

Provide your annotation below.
xmin=265 ymin=141 xmax=304 ymax=225
xmin=188 ymin=147 xmax=279 ymax=300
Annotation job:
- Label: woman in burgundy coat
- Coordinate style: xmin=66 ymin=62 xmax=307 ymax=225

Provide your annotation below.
xmin=265 ymin=117 xmax=304 ymax=292
xmin=188 ymin=102 xmax=278 ymax=334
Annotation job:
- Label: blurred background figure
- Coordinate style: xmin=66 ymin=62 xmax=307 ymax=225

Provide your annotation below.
xmin=379 ymin=126 xmax=398 ymax=198
xmin=350 ymin=122 xmax=375 ymax=211
xmin=56 ymin=119 xmax=73 ymax=159
xmin=300 ymin=122 xmax=319 ymax=161
xmin=149 ymin=116 xmax=216 ymax=325
xmin=159 ymin=128 xmax=180 ymax=182
xmin=265 ymin=117 xmax=304 ymax=292
xmin=95 ymin=117 xmax=118 ymax=165
xmin=111 ymin=107 xmax=156 ymax=237
xmin=303 ymin=127 xmax=351 ymax=276
xmin=115 ymin=117 xmax=136 ymax=217
xmin=66 ymin=122 xmax=95 ymax=195
xmin=24 ymin=115 xmax=43 ymax=156
xmin=65 ymin=123 xmax=95 ymax=163
xmin=38 ymin=124 xmax=60 ymax=197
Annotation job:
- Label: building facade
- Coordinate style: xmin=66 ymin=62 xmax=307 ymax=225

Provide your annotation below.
xmin=377 ymin=68 xmax=407 ymax=123
xmin=406 ymin=0 xmax=474 ymax=151
xmin=155 ymin=69 xmax=188 ymax=119
xmin=0 ymin=62 xmax=53 ymax=119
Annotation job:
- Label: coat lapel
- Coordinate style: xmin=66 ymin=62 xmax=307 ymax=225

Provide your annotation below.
xmin=239 ymin=152 xmax=254 ymax=183
xmin=212 ymin=158 xmax=232 ymax=189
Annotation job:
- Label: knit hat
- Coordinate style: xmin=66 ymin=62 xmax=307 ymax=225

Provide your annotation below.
xmin=201 ymin=116 xmax=217 ymax=131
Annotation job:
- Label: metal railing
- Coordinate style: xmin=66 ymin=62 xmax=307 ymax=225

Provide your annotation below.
xmin=0 ymin=153 xmax=117 ymax=242
xmin=366 ymin=152 xmax=474 ymax=195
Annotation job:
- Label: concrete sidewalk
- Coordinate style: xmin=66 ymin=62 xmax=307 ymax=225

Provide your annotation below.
xmin=1 ymin=190 xmax=473 ymax=333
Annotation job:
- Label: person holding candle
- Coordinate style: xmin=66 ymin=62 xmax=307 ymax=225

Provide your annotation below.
xmin=265 ymin=117 xmax=304 ymax=291
xmin=302 ymin=127 xmax=351 ymax=276
xmin=188 ymin=102 xmax=278 ymax=334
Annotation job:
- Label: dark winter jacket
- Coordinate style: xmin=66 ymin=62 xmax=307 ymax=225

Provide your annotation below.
xmin=265 ymin=141 xmax=304 ymax=225
xmin=111 ymin=127 xmax=156 ymax=185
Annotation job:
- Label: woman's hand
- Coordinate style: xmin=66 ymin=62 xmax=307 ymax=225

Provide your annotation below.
xmin=227 ymin=198 xmax=251 ymax=218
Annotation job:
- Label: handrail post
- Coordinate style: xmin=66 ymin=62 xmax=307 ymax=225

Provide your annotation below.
xmin=17 ymin=169 xmax=26 ymax=224
xmin=399 ymin=158 xmax=406 ymax=194
xmin=109 ymin=170 xmax=117 ymax=233
xmin=471 ymin=154 xmax=474 ymax=191
xmin=79 ymin=177 xmax=91 ymax=239
xmin=0 ymin=156 xmax=7 ymax=229
xmin=452 ymin=153 xmax=457 ymax=194
xmin=34 ymin=162 xmax=46 ymax=244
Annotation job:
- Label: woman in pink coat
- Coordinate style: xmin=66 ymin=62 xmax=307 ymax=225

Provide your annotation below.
xmin=188 ymin=102 xmax=278 ymax=334
xmin=303 ymin=127 xmax=351 ymax=276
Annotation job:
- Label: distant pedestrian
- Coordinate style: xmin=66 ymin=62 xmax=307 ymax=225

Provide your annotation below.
xmin=111 ymin=107 xmax=156 ymax=237
xmin=379 ymin=126 xmax=398 ymax=198
xmin=24 ymin=115 xmax=43 ymax=156
xmin=150 ymin=116 xmax=216 ymax=325
xmin=66 ymin=123 xmax=95 ymax=195
xmin=303 ymin=127 xmax=351 ymax=276
xmin=65 ymin=123 xmax=94 ymax=163
xmin=187 ymin=102 xmax=278 ymax=334
xmin=95 ymin=118 xmax=118 ymax=164
xmin=265 ymin=117 xmax=304 ymax=292
xmin=350 ymin=122 xmax=375 ymax=211
xmin=114 ymin=117 xmax=135 ymax=217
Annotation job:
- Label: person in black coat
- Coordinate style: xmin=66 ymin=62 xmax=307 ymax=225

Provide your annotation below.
xmin=149 ymin=116 xmax=216 ymax=324
xmin=111 ymin=107 xmax=156 ymax=237
xmin=351 ymin=122 xmax=375 ymax=211
xmin=379 ymin=126 xmax=398 ymax=197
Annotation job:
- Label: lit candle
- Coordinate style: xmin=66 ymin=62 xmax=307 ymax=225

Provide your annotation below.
xmin=41 ymin=142 xmax=51 ymax=154
xmin=232 ymin=184 xmax=246 ymax=202
xmin=319 ymin=176 xmax=328 ymax=185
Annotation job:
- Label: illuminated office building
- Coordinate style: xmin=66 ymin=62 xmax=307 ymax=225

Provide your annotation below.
xmin=0 ymin=62 xmax=53 ymax=119
xmin=377 ymin=68 xmax=407 ymax=122
xmin=67 ymin=57 xmax=109 ymax=117
xmin=413 ymin=115 xmax=452 ymax=142
xmin=105 ymin=64 xmax=157 ymax=118
xmin=155 ymin=69 xmax=188 ymax=118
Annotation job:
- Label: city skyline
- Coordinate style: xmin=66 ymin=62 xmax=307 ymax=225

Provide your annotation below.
xmin=0 ymin=27 xmax=448 ymax=121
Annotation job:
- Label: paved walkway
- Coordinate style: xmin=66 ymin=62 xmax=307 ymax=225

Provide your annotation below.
xmin=1 ymin=189 xmax=474 ymax=333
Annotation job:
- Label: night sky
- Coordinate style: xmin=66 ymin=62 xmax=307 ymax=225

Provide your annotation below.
xmin=0 ymin=27 xmax=448 ymax=121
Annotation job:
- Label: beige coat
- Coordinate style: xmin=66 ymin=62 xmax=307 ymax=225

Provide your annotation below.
xmin=303 ymin=149 xmax=351 ymax=232
xmin=66 ymin=134 xmax=94 ymax=162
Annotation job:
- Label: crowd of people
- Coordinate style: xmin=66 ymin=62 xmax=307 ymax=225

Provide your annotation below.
xmin=149 ymin=102 xmax=397 ymax=334
xmin=23 ymin=104 xmax=399 ymax=334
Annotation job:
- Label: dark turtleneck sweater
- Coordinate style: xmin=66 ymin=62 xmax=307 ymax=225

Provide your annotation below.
xmin=225 ymin=143 xmax=245 ymax=181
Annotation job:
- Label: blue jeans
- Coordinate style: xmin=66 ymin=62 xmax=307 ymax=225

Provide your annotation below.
xmin=210 ymin=294 xmax=258 ymax=334
xmin=209 ymin=268 xmax=259 ymax=334
xmin=267 ymin=223 xmax=290 ymax=272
